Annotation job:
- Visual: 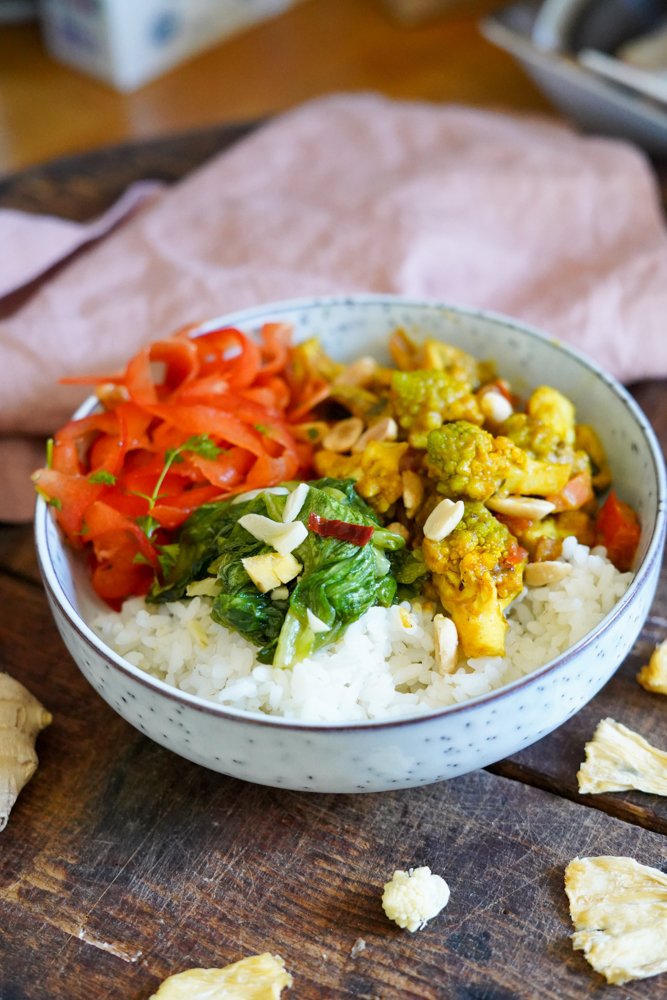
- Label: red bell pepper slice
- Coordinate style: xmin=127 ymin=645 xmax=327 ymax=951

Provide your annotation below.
xmin=308 ymin=512 xmax=374 ymax=546
xmin=194 ymin=327 xmax=261 ymax=388
xmin=259 ymin=322 xmax=292 ymax=376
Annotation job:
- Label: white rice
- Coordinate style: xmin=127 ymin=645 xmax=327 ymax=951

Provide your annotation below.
xmin=91 ymin=535 xmax=633 ymax=722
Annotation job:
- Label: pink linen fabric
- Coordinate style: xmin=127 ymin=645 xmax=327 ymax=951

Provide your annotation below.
xmin=2 ymin=92 xmax=667 ymax=521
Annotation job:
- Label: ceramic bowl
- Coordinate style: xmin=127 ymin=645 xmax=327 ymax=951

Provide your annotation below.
xmin=35 ymin=296 xmax=666 ymax=794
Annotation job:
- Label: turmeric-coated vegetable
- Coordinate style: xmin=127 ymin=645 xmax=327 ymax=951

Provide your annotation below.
xmin=423 ymin=501 xmax=526 ymax=657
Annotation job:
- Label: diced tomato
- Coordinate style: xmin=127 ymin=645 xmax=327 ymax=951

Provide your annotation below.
xmin=596 ymin=491 xmax=641 ymax=572
xmin=308 ymin=512 xmax=374 ymax=546
xmin=546 ymin=471 xmax=594 ymax=513
xmin=503 ymin=538 xmax=529 ymax=567
xmin=91 ymin=532 xmax=154 ymax=603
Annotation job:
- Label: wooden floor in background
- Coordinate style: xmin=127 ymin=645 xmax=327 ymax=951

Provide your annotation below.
xmin=0 ymin=128 xmax=667 ymax=999
xmin=0 ymin=0 xmax=552 ymax=176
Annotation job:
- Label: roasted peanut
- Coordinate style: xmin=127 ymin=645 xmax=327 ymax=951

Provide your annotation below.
xmin=486 ymin=496 xmax=555 ymax=520
xmin=352 ymin=417 xmax=398 ymax=453
xmin=387 ymin=522 xmax=410 ymax=541
xmin=524 ymin=561 xmax=572 ymax=586
xmin=332 ymin=357 xmax=378 ymax=388
xmin=423 ymin=499 xmax=465 ymax=542
xmin=401 ymin=470 xmax=424 ymax=519
xmin=322 ymin=417 xmax=364 ymax=453
xmin=434 ymin=615 xmax=458 ymax=675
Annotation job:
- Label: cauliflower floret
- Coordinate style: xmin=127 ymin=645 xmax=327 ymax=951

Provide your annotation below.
xmin=578 ymin=718 xmax=667 ymax=795
xmin=501 ymin=385 xmax=575 ymax=464
xmin=638 ymin=638 xmax=667 ymax=694
xmin=388 ymin=329 xmax=486 ymax=387
xmin=381 ymin=866 xmax=450 ymax=932
xmin=422 ymin=500 xmax=525 ymax=657
xmin=313 ymin=441 xmax=408 ymax=514
xmin=391 ymin=370 xmax=482 ymax=448
xmin=150 ymin=953 xmax=292 ymax=999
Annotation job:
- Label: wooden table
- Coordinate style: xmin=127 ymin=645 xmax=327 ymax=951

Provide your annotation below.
xmin=1 ymin=126 xmax=667 ymax=999
xmin=0 ymin=0 xmax=552 ymax=176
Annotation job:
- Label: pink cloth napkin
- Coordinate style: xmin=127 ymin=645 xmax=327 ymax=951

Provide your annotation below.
xmin=2 ymin=92 xmax=667 ymax=522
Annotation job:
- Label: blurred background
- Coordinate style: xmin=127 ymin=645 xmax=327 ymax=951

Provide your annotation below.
xmin=0 ymin=0 xmax=553 ymax=177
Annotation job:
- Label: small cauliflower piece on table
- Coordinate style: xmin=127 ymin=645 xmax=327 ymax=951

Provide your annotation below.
xmin=638 ymin=638 xmax=667 ymax=694
xmin=382 ymin=866 xmax=450 ymax=932
xmin=423 ymin=501 xmax=526 ymax=658
xmin=578 ymin=718 xmax=667 ymax=795
xmin=565 ymin=856 xmax=667 ymax=985
xmin=150 ymin=953 xmax=292 ymax=999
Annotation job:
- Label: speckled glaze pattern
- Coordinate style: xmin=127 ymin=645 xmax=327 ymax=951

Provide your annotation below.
xmin=36 ymin=296 xmax=667 ymax=794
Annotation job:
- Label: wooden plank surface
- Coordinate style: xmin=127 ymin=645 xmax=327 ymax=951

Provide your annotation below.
xmin=0 ymin=570 xmax=664 ymax=1000
xmin=3 ymin=126 xmax=667 ymax=998
xmin=0 ymin=0 xmax=551 ymax=177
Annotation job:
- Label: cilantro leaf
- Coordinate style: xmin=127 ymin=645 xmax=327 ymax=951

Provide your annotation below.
xmin=137 ymin=514 xmax=161 ymax=541
xmin=88 ymin=470 xmax=117 ymax=485
xmin=132 ymin=552 xmax=153 ymax=566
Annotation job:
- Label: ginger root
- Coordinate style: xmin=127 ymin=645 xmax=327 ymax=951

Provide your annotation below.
xmin=0 ymin=673 xmax=51 ymax=831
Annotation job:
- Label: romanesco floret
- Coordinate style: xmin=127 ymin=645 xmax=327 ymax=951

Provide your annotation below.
xmin=391 ymin=371 xmax=482 ymax=448
xmin=427 ymin=420 xmax=572 ymax=500
xmin=422 ymin=501 xmax=525 ymax=657
xmin=426 ymin=421 xmax=525 ymax=501
xmin=381 ymin=866 xmax=450 ymax=932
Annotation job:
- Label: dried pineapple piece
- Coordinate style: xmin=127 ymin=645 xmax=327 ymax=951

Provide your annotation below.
xmin=150 ymin=953 xmax=292 ymax=999
xmin=638 ymin=638 xmax=667 ymax=694
xmin=565 ymin=856 xmax=667 ymax=985
xmin=577 ymin=718 xmax=667 ymax=796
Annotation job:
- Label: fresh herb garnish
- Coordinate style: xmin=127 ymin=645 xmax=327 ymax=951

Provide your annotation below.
xmin=46 ymin=438 xmax=54 ymax=469
xmin=136 ymin=514 xmax=161 ymax=541
xmin=88 ymin=470 xmax=117 ymax=485
xmin=132 ymin=435 xmax=224 ymax=534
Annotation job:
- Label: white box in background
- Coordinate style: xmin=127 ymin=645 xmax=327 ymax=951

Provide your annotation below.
xmin=40 ymin=0 xmax=301 ymax=92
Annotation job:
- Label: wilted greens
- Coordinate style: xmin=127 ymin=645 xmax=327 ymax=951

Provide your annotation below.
xmin=148 ymin=478 xmax=407 ymax=667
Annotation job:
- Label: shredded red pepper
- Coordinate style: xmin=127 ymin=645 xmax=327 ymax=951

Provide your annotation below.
xmin=33 ymin=321 xmax=323 ymax=606
xmin=307 ymin=512 xmax=374 ymax=546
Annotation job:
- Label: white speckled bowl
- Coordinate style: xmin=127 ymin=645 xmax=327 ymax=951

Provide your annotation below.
xmin=35 ymin=296 xmax=666 ymax=793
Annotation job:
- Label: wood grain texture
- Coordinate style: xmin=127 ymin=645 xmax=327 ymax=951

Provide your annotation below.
xmin=0 ymin=568 xmax=665 ymax=1000
xmin=0 ymin=0 xmax=551 ymax=177
xmin=2 ymin=104 xmax=667 ymax=1000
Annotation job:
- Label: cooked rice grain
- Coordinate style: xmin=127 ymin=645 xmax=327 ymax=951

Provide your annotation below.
xmin=91 ymin=536 xmax=632 ymax=722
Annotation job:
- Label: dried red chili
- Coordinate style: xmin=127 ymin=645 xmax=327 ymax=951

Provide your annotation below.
xmin=307 ymin=512 xmax=374 ymax=546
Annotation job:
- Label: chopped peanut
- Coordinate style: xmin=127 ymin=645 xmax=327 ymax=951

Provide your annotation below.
xmin=322 ymin=417 xmax=364 ymax=453
xmin=524 ymin=561 xmax=572 ymax=586
xmin=486 ymin=496 xmax=555 ymax=520
xmin=433 ymin=615 xmax=458 ymax=675
xmin=423 ymin=499 xmax=465 ymax=542
xmin=387 ymin=522 xmax=410 ymax=541
xmin=332 ymin=356 xmax=378 ymax=387
xmin=352 ymin=417 xmax=398 ymax=453
xmin=401 ymin=470 xmax=424 ymax=519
